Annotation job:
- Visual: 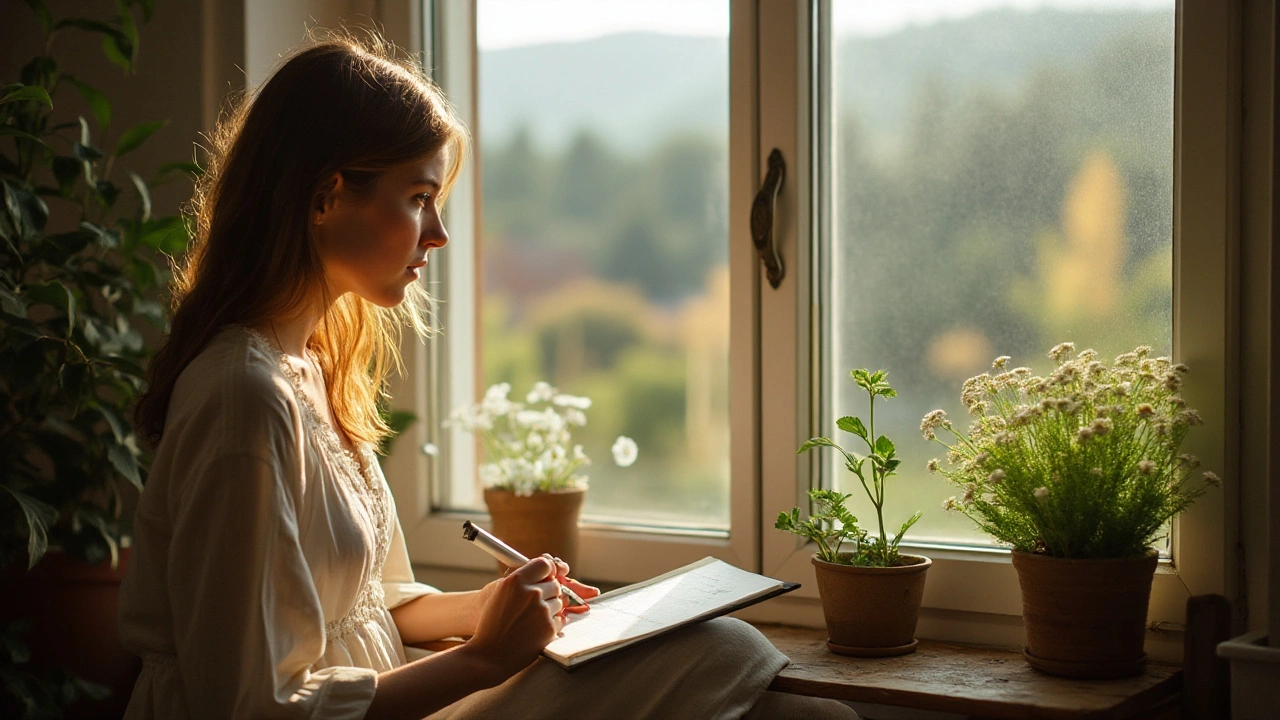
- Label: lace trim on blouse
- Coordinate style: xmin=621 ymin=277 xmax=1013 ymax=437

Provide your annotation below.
xmin=238 ymin=326 xmax=394 ymax=641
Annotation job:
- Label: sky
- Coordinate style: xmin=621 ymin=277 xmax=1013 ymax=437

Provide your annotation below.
xmin=477 ymin=0 xmax=1173 ymax=50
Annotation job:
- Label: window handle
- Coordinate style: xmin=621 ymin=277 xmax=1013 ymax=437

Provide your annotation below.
xmin=751 ymin=148 xmax=786 ymax=289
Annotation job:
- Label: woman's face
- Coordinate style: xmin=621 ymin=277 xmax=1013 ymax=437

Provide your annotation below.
xmin=312 ymin=152 xmax=450 ymax=307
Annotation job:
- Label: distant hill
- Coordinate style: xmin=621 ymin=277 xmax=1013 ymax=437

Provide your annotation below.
xmin=477 ymin=7 xmax=1172 ymax=154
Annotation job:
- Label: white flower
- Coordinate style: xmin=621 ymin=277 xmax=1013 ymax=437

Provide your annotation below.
xmin=942 ymin=496 xmax=958 ymax=511
xmin=1203 ymin=471 xmax=1222 ymax=486
xmin=611 ymin=436 xmax=638 ymax=467
xmin=962 ymin=483 xmax=976 ymax=504
xmin=1137 ymin=403 xmax=1156 ymax=419
xmin=564 ymin=409 xmax=587 ymax=426
xmin=1033 ymin=486 xmax=1049 ymax=500
xmin=1178 ymin=454 xmax=1201 ymax=469
xmin=553 ymin=393 xmax=593 ymax=410
xmin=1090 ymin=418 xmax=1113 ymax=435
xmin=526 ymin=381 xmax=556 ymax=403
xmin=926 ymin=458 xmax=940 ymax=473
xmin=1048 ymin=342 xmax=1076 ymax=362
xmin=992 ymin=355 xmax=1011 ymax=370
xmin=1137 ymin=459 xmax=1156 ymax=475
xmin=1076 ymin=427 xmax=1094 ymax=443
xmin=988 ymin=469 xmax=1005 ymax=484
xmin=920 ymin=409 xmax=950 ymax=440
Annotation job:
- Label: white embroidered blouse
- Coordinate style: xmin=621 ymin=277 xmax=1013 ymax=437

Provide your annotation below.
xmin=118 ymin=325 xmax=438 ymax=720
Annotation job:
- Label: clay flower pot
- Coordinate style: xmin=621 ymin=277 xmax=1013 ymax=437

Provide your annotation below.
xmin=811 ymin=554 xmax=931 ymax=657
xmin=1011 ymin=550 xmax=1158 ymax=678
xmin=483 ymin=487 xmax=586 ymax=570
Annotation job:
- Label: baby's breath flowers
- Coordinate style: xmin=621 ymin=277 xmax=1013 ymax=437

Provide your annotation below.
xmin=447 ymin=381 xmax=637 ymax=496
xmin=923 ymin=344 xmax=1218 ymax=559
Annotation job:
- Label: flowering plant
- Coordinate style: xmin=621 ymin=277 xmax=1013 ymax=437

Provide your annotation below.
xmin=447 ymin=381 xmax=638 ymax=496
xmin=922 ymin=343 xmax=1219 ymax=559
xmin=776 ymin=369 xmax=923 ymax=567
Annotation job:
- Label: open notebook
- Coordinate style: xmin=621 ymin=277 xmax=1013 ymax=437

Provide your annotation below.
xmin=542 ymin=557 xmax=799 ymax=670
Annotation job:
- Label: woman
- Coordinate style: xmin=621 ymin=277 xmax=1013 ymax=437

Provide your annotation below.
xmin=123 ymin=33 xmax=857 ymax=720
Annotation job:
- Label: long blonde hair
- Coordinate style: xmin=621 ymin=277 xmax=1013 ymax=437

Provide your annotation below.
xmin=136 ymin=33 xmax=468 ymax=447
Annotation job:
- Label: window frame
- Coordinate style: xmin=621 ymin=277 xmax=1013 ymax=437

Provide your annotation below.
xmin=753 ymin=0 xmax=1237 ymax=656
xmin=381 ymin=0 xmax=761 ymax=584
xmin=376 ymin=0 xmax=1241 ymax=654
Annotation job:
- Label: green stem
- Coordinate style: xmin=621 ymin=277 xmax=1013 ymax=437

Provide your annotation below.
xmin=868 ymin=388 xmax=888 ymax=558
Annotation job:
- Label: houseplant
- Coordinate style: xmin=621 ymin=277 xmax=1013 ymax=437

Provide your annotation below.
xmin=923 ymin=343 xmax=1220 ymax=678
xmin=448 ymin=380 xmax=637 ymax=569
xmin=1 ymin=0 xmax=193 ymax=716
xmin=776 ymin=369 xmax=929 ymax=657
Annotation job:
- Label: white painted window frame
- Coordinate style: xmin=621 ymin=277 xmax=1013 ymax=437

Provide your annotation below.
xmin=380 ymin=0 xmax=760 ymax=584
xmin=751 ymin=0 xmax=1237 ymax=657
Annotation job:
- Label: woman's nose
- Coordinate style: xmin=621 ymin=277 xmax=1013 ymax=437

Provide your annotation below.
xmin=421 ymin=212 xmax=448 ymax=248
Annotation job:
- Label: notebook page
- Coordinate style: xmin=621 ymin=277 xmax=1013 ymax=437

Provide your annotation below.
xmin=543 ymin=557 xmax=782 ymax=661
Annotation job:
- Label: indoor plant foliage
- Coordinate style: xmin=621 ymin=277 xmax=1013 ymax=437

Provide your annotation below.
xmin=923 ymin=342 xmax=1219 ymax=678
xmin=448 ymin=381 xmax=637 ymax=569
xmin=448 ymin=380 xmax=638 ymax=496
xmin=776 ymin=369 xmax=929 ymax=657
xmin=1 ymin=0 xmax=192 ymax=573
xmin=778 ymin=369 xmax=923 ymax=567
xmin=922 ymin=342 xmax=1218 ymax=559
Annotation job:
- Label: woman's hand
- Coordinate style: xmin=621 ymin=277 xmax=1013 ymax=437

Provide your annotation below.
xmin=542 ymin=554 xmax=600 ymax=615
xmin=466 ymin=557 xmax=566 ymax=677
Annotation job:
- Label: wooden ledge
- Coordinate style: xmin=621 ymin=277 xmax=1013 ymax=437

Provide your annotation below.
xmin=755 ymin=624 xmax=1181 ymax=720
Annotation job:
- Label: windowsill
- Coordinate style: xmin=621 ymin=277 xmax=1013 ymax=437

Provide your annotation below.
xmin=755 ymin=624 xmax=1181 ymax=720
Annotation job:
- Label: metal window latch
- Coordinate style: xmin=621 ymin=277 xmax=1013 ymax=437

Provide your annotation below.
xmin=750 ymin=148 xmax=786 ymax=289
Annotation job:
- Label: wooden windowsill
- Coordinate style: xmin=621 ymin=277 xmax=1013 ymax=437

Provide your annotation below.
xmin=755 ymin=624 xmax=1181 ymax=720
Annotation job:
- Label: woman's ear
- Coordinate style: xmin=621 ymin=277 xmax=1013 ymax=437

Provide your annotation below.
xmin=312 ymin=172 xmax=346 ymax=225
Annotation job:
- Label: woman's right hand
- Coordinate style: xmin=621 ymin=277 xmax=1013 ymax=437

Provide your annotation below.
xmin=466 ymin=556 xmax=564 ymax=677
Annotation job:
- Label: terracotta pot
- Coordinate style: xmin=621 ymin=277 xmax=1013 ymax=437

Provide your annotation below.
xmin=483 ymin=487 xmax=586 ymax=570
xmin=0 ymin=548 xmax=140 ymax=719
xmin=811 ymin=554 xmax=931 ymax=657
xmin=1011 ymin=550 xmax=1158 ymax=679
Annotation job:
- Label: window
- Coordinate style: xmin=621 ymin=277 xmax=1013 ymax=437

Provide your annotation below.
xmin=384 ymin=0 xmax=1233 ymax=649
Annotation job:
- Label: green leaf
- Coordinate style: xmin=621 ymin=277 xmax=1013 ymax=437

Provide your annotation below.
xmin=874 ymin=435 xmax=895 ymax=457
xmin=82 ymin=221 xmax=120 ymax=249
xmin=129 ymin=171 xmax=151 ymax=221
xmin=102 ymin=34 xmax=132 ymax=71
xmin=892 ymin=510 xmax=925 ymax=546
xmin=101 ymin=354 xmax=147 ymax=379
xmin=96 ymin=179 xmax=120 ymax=208
xmin=117 ymin=1 xmax=139 ymax=53
xmin=92 ymin=402 xmax=128 ymax=443
xmin=836 ymin=415 xmax=868 ymax=439
xmin=74 ymin=141 xmax=104 ymax=162
xmin=27 ymin=280 xmax=75 ymax=336
xmin=0 ymin=85 xmax=52 ymax=108
xmin=0 ymin=285 xmax=26 ymax=317
xmin=797 ymin=437 xmax=838 ymax=454
xmin=107 ymin=443 xmax=143 ymax=491
xmin=3 ymin=487 xmax=58 ymax=570
xmin=65 ymin=76 xmax=111 ymax=128
xmin=51 ymin=155 xmax=81 ymax=196
xmin=153 ymin=160 xmax=204 ymax=184
xmin=0 ymin=126 xmax=45 ymax=144
xmin=114 ymin=120 xmax=165 ymax=156
xmin=22 ymin=0 xmax=54 ymax=35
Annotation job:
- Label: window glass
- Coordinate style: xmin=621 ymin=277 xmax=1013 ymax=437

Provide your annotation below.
xmin=825 ymin=0 xmax=1176 ymax=543
xmin=474 ymin=0 xmax=731 ymax=529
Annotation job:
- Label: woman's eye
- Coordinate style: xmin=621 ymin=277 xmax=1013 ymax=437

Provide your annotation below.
xmin=414 ymin=193 xmax=433 ymax=206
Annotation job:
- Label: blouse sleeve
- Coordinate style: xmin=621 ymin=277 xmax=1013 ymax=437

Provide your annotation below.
xmin=166 ymin=452 xmax=376 ymax=720
xmin=381 ymin=508 xmax=441 ymax=611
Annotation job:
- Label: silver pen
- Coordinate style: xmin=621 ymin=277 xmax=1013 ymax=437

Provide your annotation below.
xmin=462 ymin=520 xmax=588 ymax=608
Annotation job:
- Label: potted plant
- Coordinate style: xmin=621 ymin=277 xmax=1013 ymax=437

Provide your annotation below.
xmin=448 ymin=380 xmax=637 ymax=569
xmin=1 ymin=1 xmax=193 ymax=715
xmin=923 ymin=343 xmax=1220 ymax=678
xmin=776 ymin=369 xmax=928 ymax=657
